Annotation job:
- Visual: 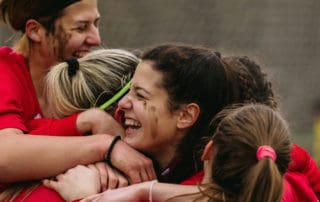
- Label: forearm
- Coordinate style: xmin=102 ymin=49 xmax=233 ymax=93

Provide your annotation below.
xmin=139 ymin=182 xmax=200 ymax=201
xmin=0 ymin=133 xmax=113 ymax=183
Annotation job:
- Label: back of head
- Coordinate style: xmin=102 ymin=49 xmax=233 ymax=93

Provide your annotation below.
xmin=46 ymin=48 xmax=139 ymax=118
xmin=209 ymin=104 xmax=291 ymax=202
xmin=222 ymin=56 xmax=278 ymax=110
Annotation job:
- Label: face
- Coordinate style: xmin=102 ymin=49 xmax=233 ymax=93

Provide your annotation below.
xmin=118 ymin=60 xmax=184 ymax=166
xmin=42 ymin=0 xmax=101 ymax=65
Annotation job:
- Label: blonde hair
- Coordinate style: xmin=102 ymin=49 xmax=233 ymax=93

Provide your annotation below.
xmin=0 ymin=48 xmax=138 ymax=201
xmin=46 ymin=48 xmax=139 ymax=118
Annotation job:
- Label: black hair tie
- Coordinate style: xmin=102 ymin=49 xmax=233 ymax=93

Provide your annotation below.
xmin=66 ymin=58 xmax=79 ymax=78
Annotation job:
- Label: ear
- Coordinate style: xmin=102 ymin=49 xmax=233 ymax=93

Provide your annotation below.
xmin=25 ymin=19 xmax=44 ymax=42
xmin=201 ymin=140 xmax=214 ymax=161
xmin=176 ymin=103 xmax=200 ymax=129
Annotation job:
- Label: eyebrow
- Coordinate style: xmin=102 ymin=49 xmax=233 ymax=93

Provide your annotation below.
xmin=133 ymin=85 xmax=152 ymax=96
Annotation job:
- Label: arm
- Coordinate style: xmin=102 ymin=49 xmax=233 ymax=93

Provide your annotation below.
xmin=43 ymin=162 xmax=130 ymax=201
xmin=81 ymin=181 xmax=200 ymax=202
xmin=0 ymin=131 xmax=155 ymax=183
xmin=28 ymin=108 xmax=125 ymax=137
xmin=0 ymin=133 xmax=111 ymax=183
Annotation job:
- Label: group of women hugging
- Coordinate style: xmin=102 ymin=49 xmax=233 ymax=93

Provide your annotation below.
xmin=0 ymin=0 xmax=319 ymax=201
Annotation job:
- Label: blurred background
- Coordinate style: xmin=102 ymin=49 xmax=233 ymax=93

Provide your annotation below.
xmin=1 ymin=0 xmax=319 ymax=162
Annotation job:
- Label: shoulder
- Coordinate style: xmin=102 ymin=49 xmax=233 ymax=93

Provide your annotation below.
xmin=0 ymin=46 xmax=25 ymax=63
xmin=288 ymin=144 xmax=312 ymax=172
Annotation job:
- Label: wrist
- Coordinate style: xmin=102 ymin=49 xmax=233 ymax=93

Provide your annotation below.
xmin=148 ymin=180 xmax=158 ymax=202
xmin=105 ymin=135 xmax=121 ymax=167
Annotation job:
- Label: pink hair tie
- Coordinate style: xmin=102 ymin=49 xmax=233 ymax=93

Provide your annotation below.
xmin=256 ymin=145 xmax=277 ymax=161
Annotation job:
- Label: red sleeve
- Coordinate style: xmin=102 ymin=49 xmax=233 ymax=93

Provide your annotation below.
xmin=288 ymin=144 xmax=320 ymax=199
xmin=27 ymin=113 xmax=83 ymax=136
xmin=0 ymin=47 xmax=42 ymax=132
xmin=13 ymin=185 xmax=64 ymax=202
xmin=283 ymin=172 xmax=318 ymax=202
xmin=180 ymin=170 xmax=204 ymax=185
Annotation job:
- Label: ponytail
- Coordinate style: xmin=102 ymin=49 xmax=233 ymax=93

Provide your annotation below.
xmin=240 ymin=158 xmax=283 ymax=202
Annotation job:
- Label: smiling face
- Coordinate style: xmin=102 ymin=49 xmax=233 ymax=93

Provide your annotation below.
xmin=39 ymin=0 xmax=101 ymax=66
xmin=118 ymin=60 xmax=185 ymax=167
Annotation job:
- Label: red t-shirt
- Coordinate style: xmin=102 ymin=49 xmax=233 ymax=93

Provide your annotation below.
xmin=9 ymin=185 xmax=65 ymax=202
xmin=180 ymin=144 xmax=320 ymax=201
xmin=0 ymin=47 xmax=81 ymax=200
xmin=0 ymin=46 xmax=81 ymax=136
xmin=0 ymin=46 xmax=41 ymax=132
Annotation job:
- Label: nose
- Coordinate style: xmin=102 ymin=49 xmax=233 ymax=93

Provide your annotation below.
xmin=118 ymin=93 xmax=132 ymax=111
xmin=86 ymin=25 xmax=101 ymax=46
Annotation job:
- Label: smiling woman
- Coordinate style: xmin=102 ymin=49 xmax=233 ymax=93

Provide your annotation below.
xmin=0 ymin=0 xmax=155 ymax=201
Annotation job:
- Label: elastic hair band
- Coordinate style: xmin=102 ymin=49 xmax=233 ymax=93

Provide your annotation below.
xmin=256 ymin=145 xmax=277 ymax=161
xmin=149 ymin=180 xmax=158 ymax=202
xmin=105 ymin=135 xmax=121 ymax=167
xmin=66 ymin=58 xmax=79 ymax=78
xmin=99 ymin=80 xmax=131 ymax=110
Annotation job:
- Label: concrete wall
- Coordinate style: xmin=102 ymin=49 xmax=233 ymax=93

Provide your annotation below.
xmin=1 ymin=0 xmax=319 ymax=152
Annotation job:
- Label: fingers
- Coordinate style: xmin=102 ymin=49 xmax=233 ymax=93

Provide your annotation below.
xmin=42 ymin=179 xmax=60 ymax=192
xmin=117 ymin=173 xmax=129 ymax=188
xmin=93 ymin=162 xmax=108 ymax=191
xmin=42 ymin=179 xmax=59 ymax=190
xmin=106 ymin=165 xmax=118 ymax=190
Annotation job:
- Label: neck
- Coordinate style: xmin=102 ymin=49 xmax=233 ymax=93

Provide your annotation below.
xmin=28 ymin=48 xmax=52 ymax=98
xmin=28 ymin=47 xmax=55 ymax=116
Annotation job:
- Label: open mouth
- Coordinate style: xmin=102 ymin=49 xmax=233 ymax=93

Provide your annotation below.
xmin=72 ymin=50 xmax=89 ymax=58
xmin=123 ymin=118 xmax=142 ymax=130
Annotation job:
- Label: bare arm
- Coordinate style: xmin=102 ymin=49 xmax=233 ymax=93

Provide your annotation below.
xmin=0 ymin=132 xmax=111 ymax=183
xmin=0 ymin=108 xmax=155 ymax=184
xmin=81 ymin=181 xmax=201 ymax=202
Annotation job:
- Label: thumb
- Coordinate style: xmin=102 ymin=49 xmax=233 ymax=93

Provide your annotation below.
xmin=43 ymin=179 xmax=59 ymax=191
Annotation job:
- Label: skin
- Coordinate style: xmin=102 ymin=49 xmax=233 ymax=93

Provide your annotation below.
xmin=118 ymin=60 xmax=186 ymax=169
xmin=27 ymin=0 xmax=101 ymax=116
xmin=0 ymin=0 xmax=156 ymax=184
xmin=44 ymin=140 xmax=215 ymax=201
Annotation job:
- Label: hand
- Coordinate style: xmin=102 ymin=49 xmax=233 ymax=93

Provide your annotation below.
xmin=43 ymin=164 xmax=101 ymax=201
xmin=94 ymin=162 xmax=129 ymax=191
xmin=80 ymin=182 xmax=149 ymax=202
xmin=76 ymin=108 xmax=124 ymax=135
xmin=110 ymin=140 xmax=157 ymax=184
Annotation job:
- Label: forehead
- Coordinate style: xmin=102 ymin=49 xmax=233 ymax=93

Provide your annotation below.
xmin=132 ymin=60 xmax=164 ymax=89
xmin=60 ymin=0 xmax=100 ymax=23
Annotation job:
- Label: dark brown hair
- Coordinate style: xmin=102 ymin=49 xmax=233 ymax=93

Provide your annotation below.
xmin=141 ymin=44 xmax=278 ymax=184
xmin=0 ymin=0 xmax=80 ymax=32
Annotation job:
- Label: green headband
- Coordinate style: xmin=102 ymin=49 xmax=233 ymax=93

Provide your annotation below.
xmin=99 ymin=80 xmax=131 ymax=110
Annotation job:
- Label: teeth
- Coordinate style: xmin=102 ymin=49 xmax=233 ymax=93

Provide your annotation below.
xmin=125 ymin=119 xmax=141 ymax=128
xmin=73 ymin=51 xmax=88 ymax=58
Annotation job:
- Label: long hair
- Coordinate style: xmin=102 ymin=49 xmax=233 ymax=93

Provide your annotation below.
xmin=46 ymin=48 xmax=139 ymax=118
xmin=0 ymin=48 xmax=138 ymax=201
xmin=202 ymin=104 xmax=291 ymax=202
xmin=141 ymin=44 xmax=278 ymax=184
xmin=142 ymin=43 xmax=229 ymax=183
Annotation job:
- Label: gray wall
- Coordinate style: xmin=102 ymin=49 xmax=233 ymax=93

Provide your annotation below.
xmin=1 ymin=0 xmax=319 ymax=152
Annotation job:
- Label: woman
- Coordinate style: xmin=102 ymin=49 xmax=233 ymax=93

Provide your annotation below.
xmin=0 ymin=0 xmax=155 ymax=199
xmin=80 ymin=104 xmax=292 ymax=202
xmin=42 ymin=44 xmax=278 ymax=198
xmin=45 ymin=46 xmax=319 ymax=201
